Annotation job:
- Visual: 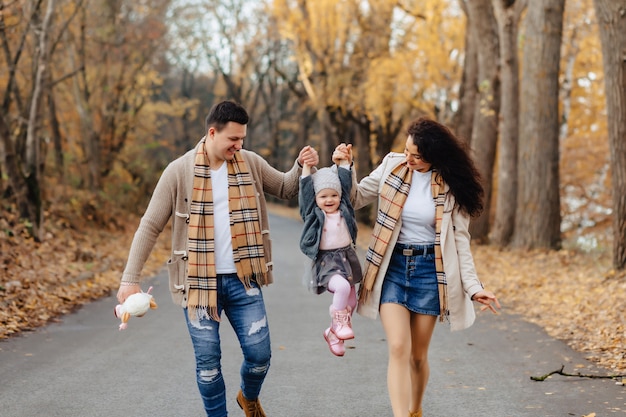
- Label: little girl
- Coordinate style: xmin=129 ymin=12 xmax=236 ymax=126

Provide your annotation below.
xmin=299 ymin=159 xmax=363 ymax=356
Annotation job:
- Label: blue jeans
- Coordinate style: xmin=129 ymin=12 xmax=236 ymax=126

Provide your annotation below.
xmin=184 ymin=274 xmax=271 ymax=417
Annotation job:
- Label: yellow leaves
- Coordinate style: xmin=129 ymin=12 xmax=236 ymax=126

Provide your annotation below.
xmin=135 ymin=69 xmax=163 ymax=89
xmin=1 ymin=4 xmax=22 ymax=27
xmin=270 ymin=1 xmax=465 ymax=124
xmin=561 ymin=0 xmax=606 ymax=138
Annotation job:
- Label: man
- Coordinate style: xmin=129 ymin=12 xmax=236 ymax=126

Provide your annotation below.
xmin=117 ymin=100 xmax=318 ymax=417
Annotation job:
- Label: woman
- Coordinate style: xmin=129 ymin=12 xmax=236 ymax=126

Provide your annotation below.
xmin=333 ymin=117 xmax=500 ymax=417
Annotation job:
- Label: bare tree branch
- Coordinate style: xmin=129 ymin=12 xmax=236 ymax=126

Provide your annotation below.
xmin=531 ymin=365 xmax=626 ymax=381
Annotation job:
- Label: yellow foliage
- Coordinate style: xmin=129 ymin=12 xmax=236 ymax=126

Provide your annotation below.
xmin=271 ymin=0 xmax=465 ymax=131
xmin=562 ymin=0 xmax=606 ymax=138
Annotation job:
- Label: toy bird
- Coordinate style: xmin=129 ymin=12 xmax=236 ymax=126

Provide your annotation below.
xmin=114 ymin=286 xmax=158 ymax=330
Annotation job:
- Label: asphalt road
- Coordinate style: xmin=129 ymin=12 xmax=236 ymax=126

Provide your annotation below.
xmin=1 ymin=214 xmax=624 ymax=417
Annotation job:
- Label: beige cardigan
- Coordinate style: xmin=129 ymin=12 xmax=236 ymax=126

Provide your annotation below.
xmin=121 ymin=140 xmax=302 ymax=307
xmin=352 ymin=153 xmax=484 ymax=331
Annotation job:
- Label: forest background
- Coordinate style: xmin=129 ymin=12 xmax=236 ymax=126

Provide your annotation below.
xmin=1 ymin=0 xmax=625 ymax=375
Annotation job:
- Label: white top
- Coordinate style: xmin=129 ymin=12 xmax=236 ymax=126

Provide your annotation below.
xmin=211 ymin=163 xmax=237 ymax=273
xmin=397 ymin=170 xmax=436 ymax=244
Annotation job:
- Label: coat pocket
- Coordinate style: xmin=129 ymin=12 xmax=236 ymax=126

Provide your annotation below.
xmin=166 ymin=250 xmax=188 ymax=295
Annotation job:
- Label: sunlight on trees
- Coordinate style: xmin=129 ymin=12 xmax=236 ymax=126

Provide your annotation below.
xmin=0 ymin=0 xmax=622 ymax=266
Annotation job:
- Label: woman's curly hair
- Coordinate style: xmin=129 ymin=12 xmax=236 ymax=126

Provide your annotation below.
xmin=407 ymin=117 xmax=484 ymax=217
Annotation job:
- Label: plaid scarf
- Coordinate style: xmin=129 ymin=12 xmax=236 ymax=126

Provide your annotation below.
xmin=187 ymin=143 xmax=266 ymax=321
xmin=359 ymin=165 xmax=449 ymax=322
xmin=431 ymin=172 xmax=449 ymax=321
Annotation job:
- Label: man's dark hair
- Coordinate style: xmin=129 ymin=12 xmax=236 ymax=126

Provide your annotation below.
xmin=205 ymin=100 xmax=249 ymax=132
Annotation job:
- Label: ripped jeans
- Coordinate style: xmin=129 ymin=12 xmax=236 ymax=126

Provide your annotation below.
xmin=184 ymin=274 xmax=271 ymax=417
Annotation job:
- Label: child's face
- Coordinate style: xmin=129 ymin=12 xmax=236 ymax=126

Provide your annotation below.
xmin=315 ymin=188 xmax=341 ymax=214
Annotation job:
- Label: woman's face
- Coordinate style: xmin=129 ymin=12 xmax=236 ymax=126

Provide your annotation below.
xmin=404 ymin=136 xmax=432 ymax=172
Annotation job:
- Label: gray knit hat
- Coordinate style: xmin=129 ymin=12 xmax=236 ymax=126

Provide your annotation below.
xmin=312 ymin=167 xmax=342 ymax=196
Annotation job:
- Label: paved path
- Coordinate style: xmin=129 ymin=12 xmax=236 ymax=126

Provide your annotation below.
xmin=1 ymin=214 xmax=624 ymax=417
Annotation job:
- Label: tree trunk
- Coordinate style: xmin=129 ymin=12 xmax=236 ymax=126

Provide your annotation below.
xmin=24 ymin=0 xmax=55 ymax=240
xmin=491 ymin=0 xmax=526 ymax=246
xmin=593 ymin=0 xmax=626 ymax=269
xmin=466 ymin=0 xmax=501 ymax=242
xmin=0 ymin=115 xmax=32 ymax=221
xmin=47 ymin=82 xmax=64 ymax=181
xmin=513 ymin=0 xmax=566 ymax=249
xmin=453 ymin=0 xmax=478 ymax=143
xmin=353 ymin=118 xmax=374 ymax=225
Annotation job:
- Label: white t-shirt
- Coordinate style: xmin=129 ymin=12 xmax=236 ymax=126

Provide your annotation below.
xmin=397 ymin=170 xmax=436 ymax=244
xmin=211 ymin=163 xmax=237 ymax=274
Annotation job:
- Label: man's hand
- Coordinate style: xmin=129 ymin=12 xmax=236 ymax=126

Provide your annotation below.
xmin=117 ymin=283 xmax=141 ymax=304
xmin=298 ymin=145 xmax=319 ymax=167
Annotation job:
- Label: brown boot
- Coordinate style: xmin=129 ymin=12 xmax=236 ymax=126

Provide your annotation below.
xmin=409 ymin=409 xmax=423 ymax=417
xmin=237 ymin=389 xmax=266 ymax=417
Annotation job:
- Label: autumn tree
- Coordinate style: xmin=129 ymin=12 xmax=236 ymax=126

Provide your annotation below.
xmin=512 ymin=0 xmax=566 ymax=249
xmin=168 ymin=0 xmax=313 ymax=171
xmin=25 ymin=0 xmax=56 ymax=239
xmin=490 ymin=0 xmax=527 ymax=245
xmin=0 ymin=0 xmax=180 ymax=237
xmin=0 ymin=1 xmax=34 ymax=225
xmin=272 ymin=0 xmax=385 ymax=170
xmin=0 ymin=0 xmax=61 ymax=239
xmin=556 ymin=0 xmax=610 ymax=254
xmin=465 ymin=0 xmax=501 ymax=242
xmin=559 ymin=0 xmax=588 ymax=141
xmin=452 ymin=0 xmax=478 ymax=142
xmin=272 ymin=0 xmax=465 ymax=173
xmin=64 ymin=0 xmax=172 ymax=189
xmin=593 ymin=0 xmax=626 ymax=269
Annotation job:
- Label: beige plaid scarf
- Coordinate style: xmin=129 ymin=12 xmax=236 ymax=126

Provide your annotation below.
xmin=187 ymin=143 xmax=266 ymax=321
xmin=359 ymin=165 xmax=449 ymax=321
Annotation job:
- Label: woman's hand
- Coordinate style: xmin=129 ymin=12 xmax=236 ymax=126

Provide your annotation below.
xmin=333 ymin=143 xmax=353 ymax=166
xmin=472 ymin=290 xmax=501 ymax=314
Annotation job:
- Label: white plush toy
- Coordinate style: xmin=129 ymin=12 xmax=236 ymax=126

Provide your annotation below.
xmin=114 ymin=286 xmax=158 ymax=330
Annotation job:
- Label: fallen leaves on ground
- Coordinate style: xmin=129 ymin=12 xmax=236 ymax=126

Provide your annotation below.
xmin=0 ymin=204 xmax=170 ymax=340
xmin=0 ymin=203 xmax=624 ymax=374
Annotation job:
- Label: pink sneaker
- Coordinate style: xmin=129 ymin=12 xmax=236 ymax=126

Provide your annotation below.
xmin=323 ymin=327 xmax=345 ymax=356
xmin=330 ymin=307 xmax=354 ymax=340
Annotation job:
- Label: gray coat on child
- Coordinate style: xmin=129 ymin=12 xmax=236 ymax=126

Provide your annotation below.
xmin=298 ymin=165 xmax=358 ymax=260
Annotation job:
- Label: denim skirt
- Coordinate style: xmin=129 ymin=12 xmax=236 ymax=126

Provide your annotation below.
xmin=380 ymin=243 xmax=440 ymax=316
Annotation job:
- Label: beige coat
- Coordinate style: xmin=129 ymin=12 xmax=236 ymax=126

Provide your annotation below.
xmin=121 ymin=140 xmax=302 ymax=307
xmin=353 ymin=153 xmax=484 ymax=331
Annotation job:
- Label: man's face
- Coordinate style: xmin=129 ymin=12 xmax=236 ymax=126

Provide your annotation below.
xmin=206 ymin=122 xmax=247 ymax=161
